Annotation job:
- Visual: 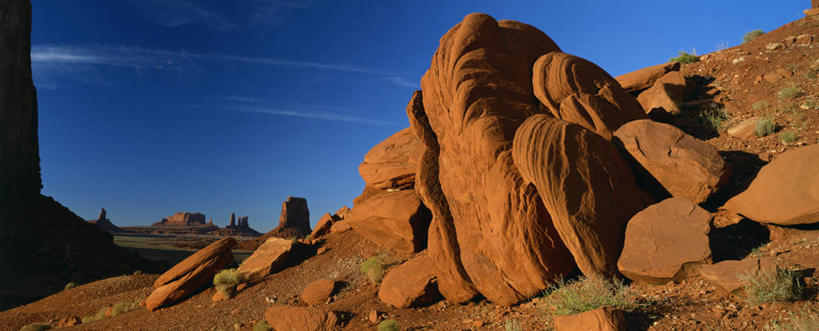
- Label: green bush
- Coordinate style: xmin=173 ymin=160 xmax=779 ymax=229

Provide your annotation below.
xmin=743 ymin=30 xmax=765 ymax=43
xmin=697 ymin=108 xmax=728 ymax=131
xmin=541 ymin=276 xmax=634 ymax=316
xmin=740 ymin=267 xmax=803 ymax=305
xmin=765 ymin=309 xmax=819 ymax=331
xmin=670 ymin=51 xmax=699 ymax=64
xmin=755 ymin=118 xmax=776 ymax=137
xmin=778 ymin=86 xmax=803 ymax=100
xmin=780 ymin=131 xmax=796 ymax=143
xmin=110 ymin=301 xmax=139 ymax=316
xmin=213 ymin=268 xmax=244 ymax=298
xmin=63 ymin=282 xmax=77 ymax=291
xmin=81 ymin=306 xmax=108 ymax=323
xmin=253 ymin=320 xmax=273 ymax=331
xmin=19 ymin=323 xmax=51 ymax=331
xmin=504 ymin=319 xmax=522 ymax=331
xmin=360 ymin=253 xmax=388 ymax=284
xmin=377 ymin=319 xmax=400 ymax=331
xmin=752 ymin=101 xmax=769 ymax=110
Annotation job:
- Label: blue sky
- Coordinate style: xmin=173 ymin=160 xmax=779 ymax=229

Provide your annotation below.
xmin=32 ymin=0 xmax=805 ymax=231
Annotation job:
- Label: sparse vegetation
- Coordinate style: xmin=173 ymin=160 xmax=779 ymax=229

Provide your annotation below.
xmin=743 ymin=30 xmax=765 ymax=43
xmin=780 ymin=130 xmax=796 ymax=143
xmin=740 ymin=267 xmax=804 ymax=305
xmin=697 ymin=107 xmax=728 ymax=131
xmin=63 ymin=282 xmax=77 ymax=291
xmin=764 ymin=309 xmax=819 ymax=331
xmin=19 ymin=323 xmax=51 ymax=331
xmin=133 ymin=270 xmax=143 ymax=275
xmin=751 ymin=244 xmax=767 ymax=257
xmin=752 ymin=101 xmax=769 ymax=110
xmin=541 ymin=276 xmax=635 ymax=316
xmin=754 ymin=117 xmax=776 ymax=137
xmin=213 ymin=268 xmax=244 ymax=299
xmin=81 ymin=306 xmax=109 ymax=323
xmin=81 ymin=300 xmax=140 ymax=323
xmin=360 ymin=254 xmax=387 ymax=284
xmin=253 ymin=320 xmax=273 ymax=331
xmin=670 ymin=51 xmax=699 ymax=64
xmin=778 ymin=86 xmax=804 ymax=100
xmin=377 ymin=319 xmax=400 ymax=331
xmin=504 ymin=319 xmax=523 ymax=331
xmin=806 ymin=68 xmax=818 ymax=80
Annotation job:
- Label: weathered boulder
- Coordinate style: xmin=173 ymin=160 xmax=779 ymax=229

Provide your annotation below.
xmin=614 ymin=119 xmax=729 ymax=204
xmin=513 ymin=115 xmax=653 ymax=277
xmin=553 ymin=306 xmax=627 ymax=331
xmin=146 ymin=237 xmax=235 ymax=311
xmin=726 ymin=117 xmax=761 ymax=140
xmin=335 ymin=206 xmax=351 ymax=220
xmin=237 ymin=237 xmax=293 ymax=283
xmin=378 ymin=254 xmax=442 ymax=308
xmin=532 ymin=52 xmax=647 ymax=139
xmin=618 ymin=198 xmax=712 ymax=284
xmin=301 ymin=279 xmax=337 ymax=306
xmin=264 ymin=305 xmax=338 ymax=331
xmin=722 ymin=144 xmax=819 ymax=225
xmin=615 ymin=62 xmax=681 ymax=93
xmin=636 ymin=71 xmax=687 ymax=115
xmin=698 ymin=257 xmax=777 ymax=294
xmin=347 ymin=188 xmax=431 ymax=253
xmin=310 ymin=213 xmax=336 ymax=239
xmin=330 ymin=220 xmax=352 ymax=233
xmin=414 ymin=13 xmax=576 ymax=305
xmin=359 ymin=127 xmax=423 ymax=190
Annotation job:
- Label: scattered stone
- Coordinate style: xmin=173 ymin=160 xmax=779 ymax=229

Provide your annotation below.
xmin=368 ymin=310 xmax=380 ymax=324
xmin=698 ymin=257 xmax=777 ymax=294
xmin=146 ymin=237 xmax=236 ymax=311
xmin=358 ymin=127 xmax=423 ymax=190
xmin=614 ymin=119 xmax=729 ymax=204
xmin=237 ymin=237 xmax=293 ymax=283
xmin=614 ymin=61 xmax=681 ymax=93
xmin=766 ymin=43 xmax=783 ymax=50
xmin=618 ymin=198 xmax=712 ymax=284
xmin=636 ymin=71 xmax=688 ymax=115
xmin=378 ymin=254 xmax=442 ymax=308
xmin=301 ymin=279 xmax=337 ymax=306
xmin=347 ymin=189 xmax=431 ymax=253
xmin=722 ymin=144 xmax=819 ymax=225
xmin=552 ymin=306 xmax=626 ymax=331
xmin=56 ymin=316 xmax=81 ymax=327
xmin=264 ymin=305 xmax=338 ymax=331
xmin=330 ymin=220 xmax=352 ymax=233
xmin=726 ymin=117 xmax=761 ymax=140
xmin=310 ymin=213 xmax=336 ymax=239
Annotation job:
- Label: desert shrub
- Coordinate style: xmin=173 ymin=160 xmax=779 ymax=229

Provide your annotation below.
xmin=697 ymin=108 xmax=728 ymax=131
xmin=740 ymin=267 xmax=803 ymax=305
xmin=132 ymin=270 xmax=143 ymax=276
xmin=504 ymin=319 xmax=522 ymax=331
xmin=19 ymin=323 xmax=51 ymax=331
xmin=253 ymin=320 xmax=273 ymax=331
xmin=670 ymin=51 xmax=699 ymax=64
xmin=81 ymin=306 xmax=108 ymax=323
xmin=541 ymin=276 xmax=634 ymax=316
xmin=110 ymin=301 xmax=139 ymax=316
xmin=752 ymin=101 xmax=769 ymax=110
xmin=755 ymin=118 xmax=776 ymax=137
xmin=778 ymin=86 xmax=803 ymax=100
xmin=213 ymin=268 xmax=244 ymax=298
xmin=377 ymin=319 xmax=400 ymax=331
xmin=743 ymin=30 xmax=765 ymax=43
xmin=765 ymin=309 xmax=819 ymax=331
xmin=780 ymin=131 xmax=796 ymax=143
xmin=360 ymin=254 xmax=386 ymax=284
xmin=805 ymin=69 xmax=818 ymax=80
xmin=63 ymin=282 xmax=77 ymax=291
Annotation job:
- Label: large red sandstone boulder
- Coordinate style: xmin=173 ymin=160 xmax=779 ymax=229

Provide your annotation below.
xmin=414 ymin=13 xmax=577 ymax=305
xmin=377 ymin=254 xmax=442 ymax=308
xmin=617 ymin=198 xmax=712 ymax=284
xmin=358 ymin=127 xmax=423 ymax=190
xmin=237 ymin=237 xmax=293 ymax=283
xmin=532 ymin=52 xmax=647 ymax=139
xmin=722 ymin=144 xmax=819 ymax=225
xmin=301 ymin=279 xmax=337 ymax=306
xmin=264 ymin=305 xmax=338 ymax=331
xmin=614 ymin=62 xmax=680 ymax=93
xmin=310 ymin=213 xmax=336 ymax=239
xmin=146 ymin=237 xmax=235 ymax=311
xmin=614 ymin=119 xmax=729 ymax=204
xmin=636 ymin=71 xmax=687 ymax=115
xmin=552 ymin=306 xmax=626 ymax=331
xmin=697 ymin=257 xmax=777 ymax=294
xmin=513 ymin=115 xmax=652 ymax=277
xmin=347 ymin=188 xmax=431 ymax=254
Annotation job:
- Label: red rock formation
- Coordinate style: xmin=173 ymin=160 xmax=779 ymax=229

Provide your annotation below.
xmin=553 ymin=306 xmax=627 ymax=331
xmin=358 ymin=127 xmax=423 ymax=190
xmin=237 ymin=237 xmax=293 ymax=283
xmin=614 ymin=62 xmax=680 ymax=93
xmin=86 ymin=208 xmax=122 ymax=233
xmin=301 ymin=279 xmax=337 ymax=306
xmin=414 ymin=13 xmax=576 ymax=305
xmin=153 ymin=212 xmax=207 ymax=227
xmin=347 ymin=188 xmax=431 ymax=254
xmin=378 ymin=254 xmax=442 ymax=308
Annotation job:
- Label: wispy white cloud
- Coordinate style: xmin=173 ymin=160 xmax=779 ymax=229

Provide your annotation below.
xmin=385 ymin=75 xmax=420 ymax=88
xmin=184 ymin=103 xmax=401 ymax=126
xmin=252 ymin=0 xmax=316 ymax=26
xmin=139 ymin=0 xmax=238 ymax=31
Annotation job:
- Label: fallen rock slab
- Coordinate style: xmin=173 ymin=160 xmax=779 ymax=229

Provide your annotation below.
xmin=615 ymin=62 xmax=681 ymax=93
xmin=618 ymin=198 xmax=712 ymax=284
xmin=614 ymin=119 xmax=729 ymax=203
xmin=636 ymin=71 xmax=687 ymax=115
xmin=347 ymin=189 xmax=431 ymax=253
xmin=553 ymin=306 xmax=626 ymax=331
xmin=146 ymin=237 xmax=235 ymax=311
xmin=726 ymin=117 xmax=761 ymax=140
xmin=698 ymin=257 xmax=777 ymax=294
xmin=237 ymin=237 xmax=293 ymax=283
xmin=264 ymin=305 xmax=338 ymax=331
xmin=310 ymin=213 xmax=336 ymax=239
xmin=378 ymin=254 xmax=442 ymax=308
xmin=358 ymin=127 xmax=423 ymax=190
xmin=722 ymin=144 xmax=819 ymax=225
xmin=301 ymin=279 xmax=337 ymax=306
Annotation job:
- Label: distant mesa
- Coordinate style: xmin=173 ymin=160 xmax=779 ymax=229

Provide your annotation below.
xmin=153 ymin=212 xmax=207 ymax=227
xmin=86 ymin=208 xmax=122 ymax=233
xmin=235 ymin=196 xmax=311 ymax=250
